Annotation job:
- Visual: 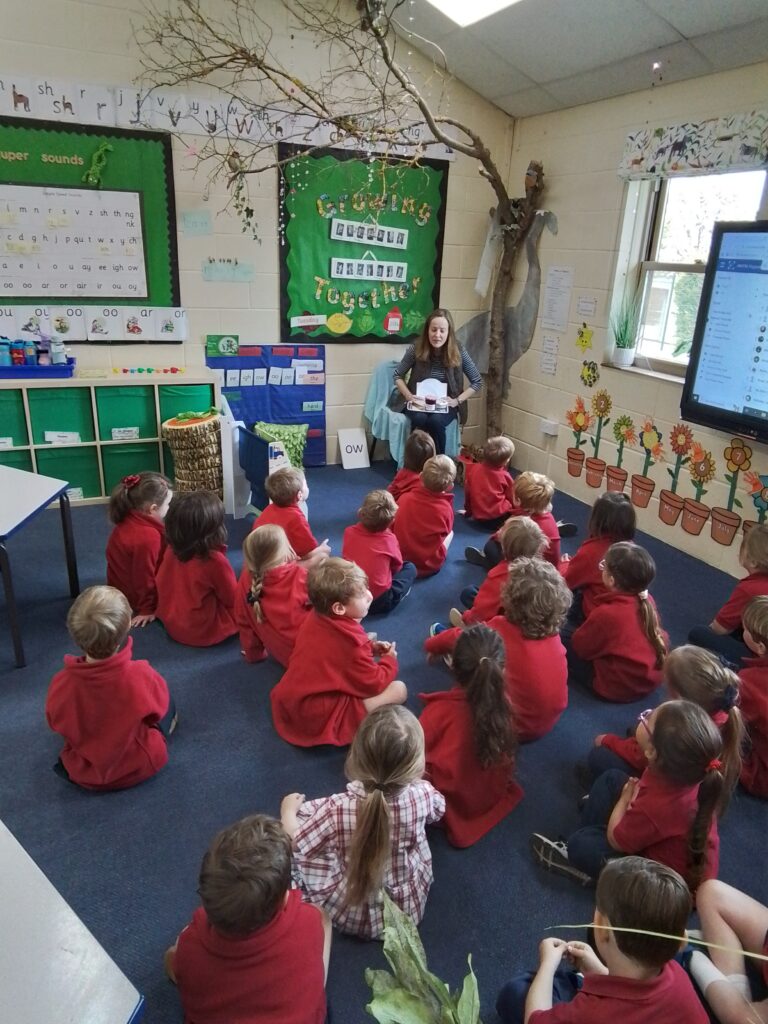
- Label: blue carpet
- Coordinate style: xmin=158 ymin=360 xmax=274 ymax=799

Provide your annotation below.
xmin=0 ymin=462 xmax=766 ymax=1022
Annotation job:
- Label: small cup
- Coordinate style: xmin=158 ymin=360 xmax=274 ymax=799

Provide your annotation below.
xmin=435 ymin=396 xmax=448 ymax=411
xmin=425 ymin=394 xmax=436 ymax=410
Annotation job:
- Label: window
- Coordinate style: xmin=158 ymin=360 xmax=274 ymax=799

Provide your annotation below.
xmin=629 ymin=170 xmax=767 ymax=375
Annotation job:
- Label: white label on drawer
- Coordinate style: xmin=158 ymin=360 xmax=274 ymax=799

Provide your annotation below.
xmin=44 ymin=431 xmax=81 ymax=445
xmin=66 ymin=487 xmax=84 ymax=500
xmin=0 ymin=437 xmax=13 ymax=449
xmin=111 ymin=427 xmax=140 ymax=440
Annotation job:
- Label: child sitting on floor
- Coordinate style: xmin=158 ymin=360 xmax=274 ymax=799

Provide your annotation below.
xmin=738 ymin=596 xmax=768 ymax=797
xmin=106 ymin=471 xmax=172 ymax=627
xmin=462 ymin=434 xmax=517 ymax=529
xmin=497 ymin=856 xmax=707 ymax=1024
xmin=465 ymin=470 xmax=560 ymax=569
xmin=46 ymin=585 xmax=175 ymax=790
xmin=394 ymin=454 xmax=456 ymax=576
xmin=342 ymin=489 xmax=417 ymax=615
xmin=568 ymin=541 xmax=668 ymax=702
xmin=165 ymin=814 xmax=330 ymax=1024
xmin=156 ymin=490 xmax=238 ymax=647
xmin=388 ymin=429 xmax=435 ymax=501
xmin=235 ymin=525 xmax=311 ymax=666
xmin=252 ymin=466 xmax=331 ymax=567
xmin=531 ymin=700 xmax=737 ymax=892
xmin=280 ymin=705 xmax=444 ymax=940
xmin=688 ymin=524 xmax=768 ymax=666
xmin=420 ymin=625 xmax=523 ymax=848
xmin=270 ymin=558 xmax=407 ymax=746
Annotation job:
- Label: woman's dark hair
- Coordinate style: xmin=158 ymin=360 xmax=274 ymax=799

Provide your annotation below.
xmin=164 ymin=490 xmax=227 ymax=562
xmin=588 ymin=491 xmax=636 ymax=541
xmin=651 ymin=700 xmax=731 ymax=891
xmin=453 ymin=625 xmax=517 ymax=769
xmin=605 ymin=542 xmax=666 ymax=668
xmin=108 ymin=471 xmax=170 ymax=524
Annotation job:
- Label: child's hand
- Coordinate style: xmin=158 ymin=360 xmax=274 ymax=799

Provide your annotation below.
xmin=619 ymin=776 xmax=639 ymax=808
xmin=374 ymin=640 xmax=396 ymax=657
xmin=560 ymin=553 xmax=571 ymax=564
xmin=319 ymin=539 xmax=331 ymax=557
xmin=538 ymin=937 xmax=567 ymax=967
xmin=564 ymin=940 xmax=607 ymax=975
xmin=281 ymin=793 xmax=305 ymax=815
xmin=131 ymin=613 xmax=156 ymax=628
xmin=593 ymin=734 xmax=606 ymax=747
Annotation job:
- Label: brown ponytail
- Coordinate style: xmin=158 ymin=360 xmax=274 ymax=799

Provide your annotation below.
xmin=343 ymin=707 xmax=425 ymax=908
xmin=638 ymin=594 xmax=667 ymax=669
xmin=605 ymin=542 xmax=667 ymax=668
xmin=108 ymin=471 xmax=170 ymax=524
xmin=453 ymin=625 xmax=517 ymax=768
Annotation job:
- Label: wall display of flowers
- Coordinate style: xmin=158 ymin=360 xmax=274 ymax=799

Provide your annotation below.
xmin=565 ymin=396 xmax=594 ymax=478
xmin=607 ymin=414 xmax=636 ymax=492
xmin=744 ymin=471 xmax=768 ymax=531
xmin=631 ymin=420 xmax=664 ymax=508
xmin=710 ymin=438 xmax=752 ymax=545
xmin=585 ymin=389 xmax=612 ymax=488
xmin=681 ymin=441 xmax=716 ymax=535
xmin=658 ymin=422 xmax=693 ymax=526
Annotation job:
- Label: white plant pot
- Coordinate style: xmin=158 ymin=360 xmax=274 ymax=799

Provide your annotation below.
xmin=611 ymin=347 xmax=636 ymax=368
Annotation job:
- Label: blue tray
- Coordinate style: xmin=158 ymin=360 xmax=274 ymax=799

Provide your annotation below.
xmin=0 ymin=357 xmax=76 ymax=379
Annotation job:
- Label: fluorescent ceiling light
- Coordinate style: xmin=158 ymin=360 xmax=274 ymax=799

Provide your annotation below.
xmin=423 ymin=0 xmax=524 ymax=28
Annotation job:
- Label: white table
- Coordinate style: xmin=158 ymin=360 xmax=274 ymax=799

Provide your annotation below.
xmin=0 ymin=465 xmax=80 ymax=667
xmin=0 ymin=820 xmax=144 ymax=1023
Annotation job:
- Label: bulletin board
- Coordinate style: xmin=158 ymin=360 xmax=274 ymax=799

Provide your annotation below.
xmin=278 ymin=143 xmax=448 ymax=345
xmin=207 ymin=344 xmax=326 ymax=466
xmin=0 ymin=116 xmax=179 ymax=306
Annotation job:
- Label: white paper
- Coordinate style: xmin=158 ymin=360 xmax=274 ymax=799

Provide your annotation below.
xmin=253 ymin=368 xmax=268 ymax=386
xmin=123 ymin=308 xmax=152 ymax=341
xmin=44 ymin=430 xmax=81 ymax=444
xmin=291 ymin=359 xmax=323 ymax=371
xmin=541 ymin=265 xmax=574 ymax=332
xmin=0 ymin=306 xmax=17 ymax=339
xmin=281 ymin=367 xmax=295 ymax=386
xmin=540 ymin=334 xmax=559 ymax=376
xmin=268 ymin=367 xmax=282 ymax=385
xmin=87 ymin=307 xmax=122 ymax=342
xmin=338 ymin=427 xmax=370 ymax=469
xmin=416 ymin=378 xmax=447 ymax=398
xmin=240 ymin=369 xmax=254 ymax=387
xmin=296 ymin=372 xmax=325 ymax=385
xmin=577 ymin=295 xmax=597 ymax=318
xmin=210 ymin=368 xmax=225 ymax=388
xmin=0 ymin=437 xmax=13 ymax=449
xmin=49 ymin=306 xmax=87 ymax=342
xmin=16 ymin=306 xmax=50 ymax=342
xmin=154 ymin=307 xmax=188 ymax=342
xmin=226 ymin=369 xmax=240 ymax=387
xmin=65 ymin=486 xmax=84 ymax=500
xmin=111 ymin=427 xmax=140 ymax=440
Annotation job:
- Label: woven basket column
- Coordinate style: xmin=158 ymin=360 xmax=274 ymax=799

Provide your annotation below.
xmin=161 ymin=413 xmax=223 ymax=497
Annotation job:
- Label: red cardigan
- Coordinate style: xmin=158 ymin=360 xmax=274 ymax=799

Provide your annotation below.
xmin=714 ymin=571 xmax=768 ymax=632
xmin=495 ymin=509 xmax=561 ymax=567
xmin=252 ymin=502 xmax=318 ymax=558
xmin=571 ymin=591 xmax=667 ymax=702
xmin=393 ymin=483 xmax=454 ymax=576
xmin=388 ymin=468 xmax=421 ymax=502
xmin=342 ymin=523 xmax=403 ymax=599
xmin=488 ymin=615 xmax=568 ymax=741
xmin=270 ymin=612 xmax=398 ymax=746
xmin=560 ymin=535 xmax=614 ymax=616
xmin=600 ymin=709 xmax=729 ymax=775
xmin=739 ymin=654 xmax=768 ymax=797
xmin=106 ymin=511 xmax=166 ymax=615
xmin=234 ymin=561 xmax=311 ymax=666
xmin=420 ymin=687 xmax=523 ymax=847
xmin=45 ymin=637 xmax=169 ymax=790
xmin=422 ymin=562 xmax=512 ymax=657
xmin=156 ymin=548 xmax=238 ymax=647
xmin=463 ymin=462 xmax=516 ymax=521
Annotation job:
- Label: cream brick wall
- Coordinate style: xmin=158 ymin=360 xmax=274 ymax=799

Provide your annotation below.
xmin=1 ymin=0 xmax=506 ymax=461
xmin=505 ymin=62 xmax=768 ymax=577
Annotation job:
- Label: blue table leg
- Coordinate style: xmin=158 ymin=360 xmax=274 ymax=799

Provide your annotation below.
xmin=0 ymin=541 xmax=25 ymax=668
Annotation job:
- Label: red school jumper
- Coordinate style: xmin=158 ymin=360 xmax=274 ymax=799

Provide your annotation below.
xmin=420 ymin=687 xmax=523 ymax=847
xmin=528 ymin=961 xmax=708 ymax=1024
xmin=739 ymin=653 xmax=768 ymax=797
xmin=488 ymin=615 xmax=568 ymax=742
xmin=271 ymin=612 xmax=398 ymax=746
xmin=714 ymin=570 xmax=768 ymax=631
xmin=571 ymin=591 xmax=667 ymax=702
xmin=463 ymin=461 xmax=516 ymax=521
xmin=251 ymin=502 xmax=318 ymax=559
xmin=234 ymin=561 xmax=311 ymax=666
xmin=342 ymin=522 xmax=404 ymax=599
xmin=106 ymin=511 xmax=166 ymax=615
xmin=388 ymin=467 xmax=421 ymax=502
xmin=156 ymin=548 xmax=238 ymax=647
xmin=560 ymin=535 xmax=614 ymax=616
xmin=172 ymin=891 xmax=327 ymax=1024
xmin=393 ymin=483 xmax=454 ymax=576
xmin=612 ymin=766 xmax=719 ymax=890
xmin=599 ymin=709 xmax=729 ymax=775
xmin=423 ymin=562 xmax=510 ymax=658
xmin=494 ymin=509 xmax=561 ymax=566
xmin=45 ymin=637 xmax=169 ymax=790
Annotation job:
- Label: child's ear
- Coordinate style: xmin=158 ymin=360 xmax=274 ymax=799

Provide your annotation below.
xmin=593 ymin=909 xmax=612 ymax=947
xmin=331 ymin=600 xmax=347 ymax=617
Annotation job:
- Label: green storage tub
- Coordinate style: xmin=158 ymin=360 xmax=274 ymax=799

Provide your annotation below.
xmin=0 ymin=449 xmax=33 ymax=472
xmin=95 ymin=386 xmax=157 ymax=441
xmin=0 ymin=390 xmax=29 ymax=446
xmin=158 ymin=384 xmax=214 ymax=424
xmin=28 ymin=387 xmax=95 ymax=445
xmin=101 ymin=442 xmax=161 ymax=493
xmin=35 ymin=445 xmax=101 ymax=498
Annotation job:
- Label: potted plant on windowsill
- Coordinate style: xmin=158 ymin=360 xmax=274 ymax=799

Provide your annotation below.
xmin=609 ymin=290 xmax=641 ymax=368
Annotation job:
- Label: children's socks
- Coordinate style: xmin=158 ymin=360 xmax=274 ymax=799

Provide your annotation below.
xmin=688 ymin=951 xmax=751 ymax=1000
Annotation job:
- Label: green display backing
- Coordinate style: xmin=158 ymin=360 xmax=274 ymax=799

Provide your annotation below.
xmin=278 ymin=143 xmax=448 ymax=344
xmin=0 ymin=389 xmax=28 ymax=445
xmin=36 ymin=445 xmax=101 ymax=497
xmin=96 ymin=385 xmax=157 ymax=440
xmin=102 ymin=442 xmax=161 ymax=492
xmin=28 ymin=387 xmax=95 ymax=444
xmin=0 ymin=116 xmax=178 ymax=306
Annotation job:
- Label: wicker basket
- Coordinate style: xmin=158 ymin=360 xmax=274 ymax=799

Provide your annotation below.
xmin=162 ymin=411 xmax=223 ymax=497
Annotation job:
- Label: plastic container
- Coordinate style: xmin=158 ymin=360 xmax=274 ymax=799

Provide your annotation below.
xmin=0 ymin=340 xmax=11 ymax=366
xmin=0 ymin=357 xmax=76 ymax=379
xmin=28 ymin=384 xmax=95 ymax=444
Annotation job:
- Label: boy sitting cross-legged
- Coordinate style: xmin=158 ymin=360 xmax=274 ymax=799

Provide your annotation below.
xmin=394 ymin=454 xmax=456 ymax=577
xmin=496 ymin=856 xmax=707 ymax=1024
xmin=251 ymin=466 xmax=331 ymax=568
xmin=463 ymin=434 xmax=517 ymax=529
xmin=342 ymin=489 xmax=417 ymax=616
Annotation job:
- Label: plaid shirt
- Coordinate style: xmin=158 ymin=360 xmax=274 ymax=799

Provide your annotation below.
xmin=292 ymin=780 xmax=445 ymax=939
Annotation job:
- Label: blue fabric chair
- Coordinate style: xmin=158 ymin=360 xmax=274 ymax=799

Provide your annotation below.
xmin=363 ymin=359 xmax=460 ymax=467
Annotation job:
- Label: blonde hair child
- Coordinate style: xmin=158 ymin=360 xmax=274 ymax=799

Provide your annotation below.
xmin=280 ymin=705 xmax=445 ymax=939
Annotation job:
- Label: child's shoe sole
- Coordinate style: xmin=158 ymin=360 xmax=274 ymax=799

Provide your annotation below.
xmin=464 ymin=546 xmax=489 ymax=568
xmin=449 ymin=607 xmax=465 ymax=629
xmin=529 ymin=833 xmax=593 ymax=886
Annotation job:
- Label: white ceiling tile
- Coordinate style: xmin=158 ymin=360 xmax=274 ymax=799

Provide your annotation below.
xmin=470 ymin=0 xmax=680 ymax=81
xmin=545 ymin=40 xmax=712 ymax=108
xmin=494 ymin=86 xmax=564 ymax=118
xmin=408 ymin=1 xmax=463 ymax=42
xmin=640 ymin=0 xmax=768 ymax=37
xmin=439 ymin=34 xmax=535 ymax=96
xmin=692 ymin=21 xmax=768 ymax=72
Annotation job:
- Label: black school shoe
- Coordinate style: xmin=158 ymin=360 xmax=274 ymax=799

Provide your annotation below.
xmin=464 ymin=546 xmax=490 ymax=568
xmin=557 ymin=522 xmax=578 ymax=537
xmin=530 ymin=833 xmax=594 ymax=887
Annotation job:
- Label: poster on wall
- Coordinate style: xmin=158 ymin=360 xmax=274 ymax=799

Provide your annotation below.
xmin=278 ymin=143 xmax=448 ymax=344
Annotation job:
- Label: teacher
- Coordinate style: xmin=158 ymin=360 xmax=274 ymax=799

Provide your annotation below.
xmin=392 ymin=308 xmax=483 ymax=455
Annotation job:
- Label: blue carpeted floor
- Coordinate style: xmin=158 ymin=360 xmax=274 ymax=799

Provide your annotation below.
xmin=0 ymin=461 xmax=766 ymax=1023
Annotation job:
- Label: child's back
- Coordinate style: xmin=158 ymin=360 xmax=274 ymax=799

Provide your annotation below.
xmin=562 ymin=492 xmax=636 ymax=615
xmin=389 ymin=428 xmax=435 ymax=502
xmin=105 ymin=472 xmax=171 ymax=618
xmin=235 ymin=560 xmax=310 ymax=666
xmin=393 ymin=455 xmax=456 ymax=576
xmin=738 ymin=596 xmax=768 ymax=797
xmin=463 ymin=436 xmax=516 ymax=524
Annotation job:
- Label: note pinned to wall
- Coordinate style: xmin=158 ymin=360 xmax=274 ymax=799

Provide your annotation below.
xmin=542 ymin=265 xmax=574 ymax=332
xmin=540 ymin=334 xmax=559 ymax=376
xmin=181 ymin=209 xmax=213 ymax=236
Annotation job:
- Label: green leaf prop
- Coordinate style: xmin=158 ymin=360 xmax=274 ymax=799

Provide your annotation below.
xmin=365 ymin=894 xmax=482 ymax=1023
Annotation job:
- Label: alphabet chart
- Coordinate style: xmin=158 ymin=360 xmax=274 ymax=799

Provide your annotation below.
xmin=0 ymin=184 xmax=148 ymax=299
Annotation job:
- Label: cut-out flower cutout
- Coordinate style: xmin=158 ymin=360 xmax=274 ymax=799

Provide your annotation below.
xmin=744 ymin=470 xmax=768 ymax=524
xmin=667 ymin=422 xmax=693 ymax=494
xmin=589 ymin=389 xmax=612 ymax=459
xmin=566 ymin=396 xmax=594 ymax=449
xmin=580 ymin=361 xmax=599 ymax=387
xmin=638 ymin=419 xmax=664 ymax=477
xmin=689 ymin=441 xmax=716 ymax=501
xmin=722 ymin=437 xmax=751 ymax=511
xmin=612 ymin=414 xmax=636 ymax=470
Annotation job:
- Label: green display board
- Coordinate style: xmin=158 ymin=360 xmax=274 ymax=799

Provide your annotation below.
xmin=0 ymin=116 xmax=178 ymax=305
xmin=278 ymin=143 xmax=448 ymax=344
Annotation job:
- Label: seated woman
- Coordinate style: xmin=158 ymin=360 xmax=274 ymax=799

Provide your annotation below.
xmin=391 ymin=308 xmax=482 ymax=455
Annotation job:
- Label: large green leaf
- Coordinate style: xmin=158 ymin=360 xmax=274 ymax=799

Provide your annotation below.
xmin=366 ymin=987 xmax=442 ymax=1024
xmin=455 ymin=957 xmax=481 ymax=1024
